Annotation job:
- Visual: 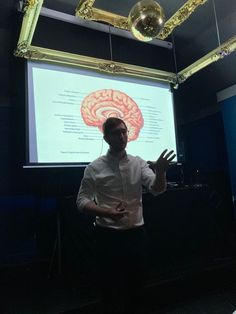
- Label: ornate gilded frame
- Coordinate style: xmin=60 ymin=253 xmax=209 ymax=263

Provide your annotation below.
xmin=75 ymin=0 xmax=208 ymax=40
xmin=15 ymin=0 xmax=236 ymax=87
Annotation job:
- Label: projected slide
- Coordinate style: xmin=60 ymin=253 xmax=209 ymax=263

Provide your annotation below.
xmin=27 ymin=61 xmax=177 ymax=166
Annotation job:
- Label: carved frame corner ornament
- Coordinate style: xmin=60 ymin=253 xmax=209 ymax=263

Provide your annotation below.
xmin=98 ymin=62 xmax=127 ymax=74
xmin=14 ymin=41 xmax=29 ymax=57
xmin=217 ymin=36 xmax=236 ymax=57
xmin=23 ymin=0 xmax=38 ymax=12
xmin=14 ymin=43 xmax=45 ymax=59
xmin=75 ymin=0 xmax=96 ymax=18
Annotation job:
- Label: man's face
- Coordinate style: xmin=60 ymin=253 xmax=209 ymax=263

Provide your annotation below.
xmin=105 ymin=122 xmax=128 ymax=152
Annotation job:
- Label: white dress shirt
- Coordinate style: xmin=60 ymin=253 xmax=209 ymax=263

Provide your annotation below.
xmin=77 ymin=150 xmax=159 ymax=230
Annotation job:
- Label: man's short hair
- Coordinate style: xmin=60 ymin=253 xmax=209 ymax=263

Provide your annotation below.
xmin=102 ymin=117 xmax=127 ymax=137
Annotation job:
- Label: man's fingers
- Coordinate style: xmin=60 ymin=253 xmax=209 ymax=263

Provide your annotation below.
xmin=167 ymin=154 xmax=176 ymax=162
xmin=116 ymin=202 xmax=127 ymax=212
xmin=160 ymin=149 xmax=168 ymax=158
xmin=164 ymin=150 xmax=174 ymax=159
xmin=147 ymin=161 xmax=156 ymax=171
xmin=148 ymin=150 xmax=176 ymax=169
xmin=116 ymin=202 xmax=123 ymax=210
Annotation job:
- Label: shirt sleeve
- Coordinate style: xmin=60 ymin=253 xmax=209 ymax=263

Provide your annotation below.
xmin=139 ymin=157 xmax=160 ymax=196
xmin=76 ymin=165 xmax=96 ymax=211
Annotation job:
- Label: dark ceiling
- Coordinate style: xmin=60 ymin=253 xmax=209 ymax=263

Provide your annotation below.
xmin=0 ymin=0 xmax=236 ymax=122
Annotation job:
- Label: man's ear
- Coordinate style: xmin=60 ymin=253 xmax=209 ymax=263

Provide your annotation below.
xmin=103 ymin=135 xmax=109 ymax=145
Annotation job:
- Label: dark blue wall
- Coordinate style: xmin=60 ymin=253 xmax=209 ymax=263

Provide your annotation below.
xmin=220 ymin=95 xmax=236 ymax=211
xmin=180 ymin=113 xmax=228 ymax=172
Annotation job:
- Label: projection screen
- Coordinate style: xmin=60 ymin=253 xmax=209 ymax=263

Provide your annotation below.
xmin=26 ymin=60 xmax=178 ymax=167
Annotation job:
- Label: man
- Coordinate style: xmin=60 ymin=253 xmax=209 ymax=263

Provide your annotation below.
xmin=77 ymin=117 xmax=175 ymax=314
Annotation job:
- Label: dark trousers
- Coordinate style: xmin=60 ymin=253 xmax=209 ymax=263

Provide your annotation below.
xmin=95 ymin=225 xmax=148 ymax=314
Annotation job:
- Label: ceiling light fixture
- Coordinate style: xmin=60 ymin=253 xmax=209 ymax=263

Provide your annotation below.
xmin=128 ymin=0 xmax=166 ymax=42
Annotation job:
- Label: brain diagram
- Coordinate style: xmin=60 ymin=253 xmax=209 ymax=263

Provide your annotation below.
xmin=81 ymin=89 xmax=144 ymax=142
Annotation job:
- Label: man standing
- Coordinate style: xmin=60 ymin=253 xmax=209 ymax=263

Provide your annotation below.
xmin=77 ymin=117 xmax=175 ymax=314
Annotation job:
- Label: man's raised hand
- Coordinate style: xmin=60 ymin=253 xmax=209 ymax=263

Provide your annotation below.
xmin=147 ymin=149 xmax=176 ymax=173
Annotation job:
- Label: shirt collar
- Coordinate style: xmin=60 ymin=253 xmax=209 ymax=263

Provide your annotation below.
xmin=106 ymin=149 xmax=130 ymax=162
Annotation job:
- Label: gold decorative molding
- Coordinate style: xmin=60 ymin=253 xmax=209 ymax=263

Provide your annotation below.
xmin=75 ymin=0 xmax=129 ymax=29
xmin=23 ymin=0 xmax=38 ymax=12
xmin=17 ymin=0 xmax=44 ymax=48
xmin=14 ymin=0 xmax=236 ymax=87
xmin=20 ymin=45 xmax=177 ymax=85
xmin=75 ymin=0 xmax=95 ymax=19
xmin=14 ymin=41 xmax=29 ymax=57
xmin=98 ymin=62 xmax=127 ymax=74
xmin=177 ymin=36 xmax=236 ymax=83
xmin=14 ymin=42 xmax=45 ymax=59
xmin=76 ymin=5 xmax=129 ymax=30
xmin=15 ymin=0 xmax=177 ymax=86
xmin=158 ymin=0 xmax=208 ymax=39
xmin=25 ymin=47 xmax=46 ymax=59
xmin=90 ymin=8 xmax=129 ymax=30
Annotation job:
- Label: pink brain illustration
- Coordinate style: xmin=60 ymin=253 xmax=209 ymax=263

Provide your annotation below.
xmin=81 ymin=89 xmax=144 ymax=142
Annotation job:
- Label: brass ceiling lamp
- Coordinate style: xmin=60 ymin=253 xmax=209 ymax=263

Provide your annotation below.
xmin=128 ymin=0 xmax=166 ymax=42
